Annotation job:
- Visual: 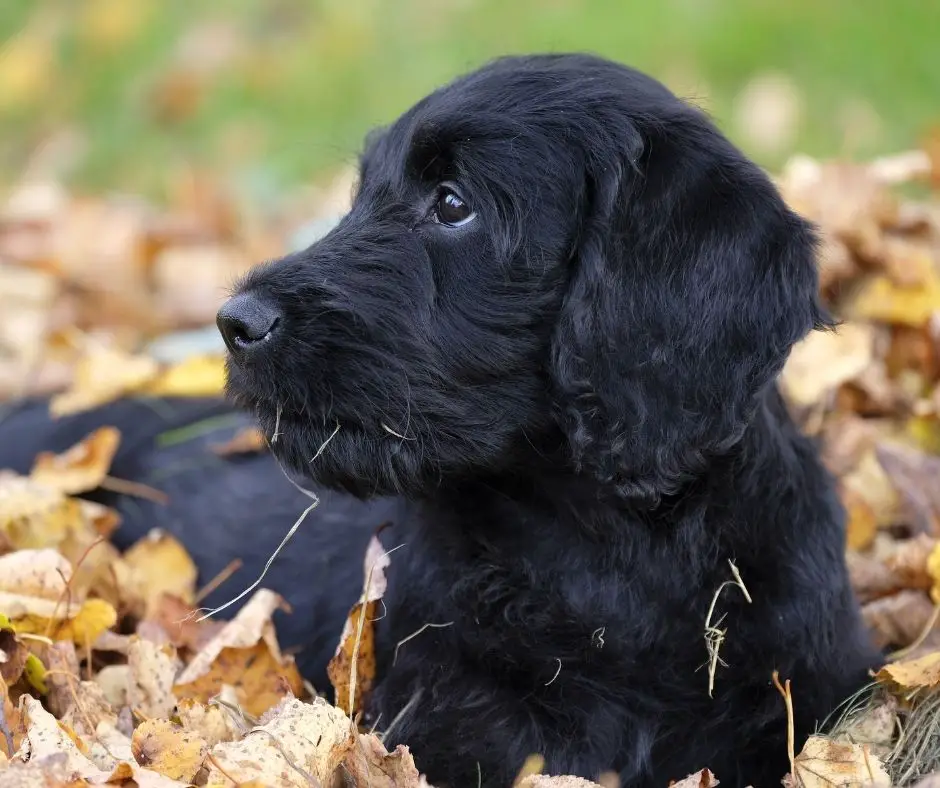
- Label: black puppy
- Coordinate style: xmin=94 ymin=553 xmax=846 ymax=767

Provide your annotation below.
xmin=1 ymin=54 xmax=878 ymax=787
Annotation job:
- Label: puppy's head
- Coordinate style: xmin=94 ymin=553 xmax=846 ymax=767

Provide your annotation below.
xmin=219 ymin=54 xmax=827 ymax=501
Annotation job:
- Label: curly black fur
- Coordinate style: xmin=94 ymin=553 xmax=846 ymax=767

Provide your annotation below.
xmin=1 ymin=54 xmax=880 ymax=787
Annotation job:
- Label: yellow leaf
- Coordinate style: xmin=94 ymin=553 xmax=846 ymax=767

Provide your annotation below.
xmin=143 ymin=354 xmax=227 ymax=398
xmin=174 ymin=589 xmax=302 ymax=717
xmin=876 ymin=650 xmax=940 ymax=692
xmin=780 ymin=323 xmax=875 ymax=408
xmin=790 ymin=735 xmax=890 ymax=788
xmin=53 ymin=598 xmax=118 ymax=644
xmin=23 ymin=654 xmax=48 ymax=695
xmin=840 ymin=486 xmax=878 ymax=551
xmin=845 ymin=272 xmax=940 ymax=328
xmin=30 ymin=427 xmax=121 ymax=495
xmin=120 ymin=531 xmax=198 ymax=617
xmin=80 ymin=0 xmax=152 ymax=49
xmin=50 ymin=347 xmax=160 ymax=417
xmin=131 ymin=718 xmax=208 ymax=782
xmin=174 ymin=699 xmax=236 ymax=747
xmin=929 ymin=542 xmax=940 ymax=604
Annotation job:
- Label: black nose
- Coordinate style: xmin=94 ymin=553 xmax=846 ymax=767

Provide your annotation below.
xmin=216 ymin=292 xmax=281 ymax=355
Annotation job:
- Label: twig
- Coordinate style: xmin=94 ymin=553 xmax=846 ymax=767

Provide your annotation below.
xmin=703 ymin=560 xmax=752 ymax=696
xmin=99 ymin=475 xmax=169 ymax=504
xmin=393 ymin=621 xmax=454 ymax=666
xmin=195 ymin=559 xmax=243 ymax=604
xmin=772 ymin=671 xmax=796 ymax=783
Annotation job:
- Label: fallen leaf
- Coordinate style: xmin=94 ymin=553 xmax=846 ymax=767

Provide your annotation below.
xmin=204 ymin=696 xmax=355 ymax=787
xmin=94 ymin=664 xmax=130 ymax=711
xmin=174 ymin=698 xmax=235 ymax=747
xmin=788 ymin=735 xmax=890 ymax=788
xmin=143 ymin=354 xmax=227 ymax=398
xmin=841 ymin=486 xmax=878 ymax=551
xmin=29 ymin=427 xmax=121 ymax=495
xmin=517 ymin=777 xmax=605 ymax=788
xmin=833 ymin=693 xmax=898 ymax=758
xmin=342 ymin=733 xmax=422 ymax=788
xmin=50 ymin=347 xmax=160 ymax=417
xmin=174 ymin=589 xmax=302 ymax=717
xmin=665 ymin=769 xmax=719 ymax=788
xmin=862 ymin=590 xmax=936 ymax=649
xmin=0 ymin=628 xmax=29 ymax=686
xmin=119 ymin=531 xmax=198 ymax=618
xmin=127 ymin=636 xmax=181 ymax=720
xmin=780 ymin=323 xmax=875 ymax=408
xmin=329 ymin=534 xmax=390 ymax=716
xmin=929 ymin=541 xmax=940 ymax=603
xmin=131 ymin=718 xmax=208 ymax=782
xmin=1 ymin=674 xmax=23 ymax=758
xmin=876 ymin=650 xmax=940 ymax=692
xmin=60 ymin=681 xmax=117 ymax=739
xmin=876 ymin=442 xmax=940 ymax=535
xmin=149 ymin=593 xmax=225 ymax=652
xmin=845 ymin=271 xmax=940 ymax=328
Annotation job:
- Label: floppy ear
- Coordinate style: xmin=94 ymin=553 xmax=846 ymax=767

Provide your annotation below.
xmin=551 ymin=113 xmax=830 ymax=505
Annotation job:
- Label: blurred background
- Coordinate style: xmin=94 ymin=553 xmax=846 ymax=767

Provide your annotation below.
xmin=2 ymin=0 xmax=939 ymax=200
xmin=0 ymin=0 xmax=939 ymax=406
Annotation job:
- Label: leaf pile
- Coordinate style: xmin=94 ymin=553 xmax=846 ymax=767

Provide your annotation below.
xmin=2 ymin=148 xmax=940 ymax=785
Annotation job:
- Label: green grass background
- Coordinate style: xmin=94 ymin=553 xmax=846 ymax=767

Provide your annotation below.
xmin=1 ymin=0 xmax=938 ymax=200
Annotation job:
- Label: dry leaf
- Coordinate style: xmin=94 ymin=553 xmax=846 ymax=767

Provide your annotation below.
xmin=517 ymin=777 xmax=605 ymax=788
xmin=29 ymin=427 xmax=121 ymax=495
xmin=119 ymin=531 xmax=198 ymax=618
xmin=665 ymin=769 xmax=719 ymax=788
xmin=845 ymin=271 xmax=940 ymax=328
xmin=342 ymin=733 xmax=423 ymax=788
xmin=94 ymin=664 xmax=130 ymax=712
xmin=127 ymin=636 xmax=181 ymax=720
xmin=0 ymin=628 xmax=29 ymax=686
xmin=789 ymin=735 xmax=890 ymax=788
xmin=131 ymin=718 xmax=208 ymax=782
xmin=59 ymin=681 xmax=116 ymax=739
xmin=329 ymin=534 xmax=390 ymax=716
xmin=174 ymin=589 xmax=302 ymax=717
xmin=862 ymin=590 xmax=936 ymax=649
xmin=876 ymin=650 xmax=940 ymax=692
xmin=143 ymin=354 xmax=227 ymax=398
xmin=204 ymin=696 xmax=355 ymax=787
xmin=50 ymin=347 xmax=159 ymax=417
xmin=841 ymin=486 xmax=878 ymax=551
xmin=149 ymin=593 xmax=225 ymax=652
xmin=780 ymin=323 xmax=875 ymax=408
xmin=174 ymin=699 xmax=236 ymax=747
xmin=876 ymin=443 xmax=940 ymax=535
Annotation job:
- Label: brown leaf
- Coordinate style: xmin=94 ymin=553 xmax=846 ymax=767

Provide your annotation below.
xmin=131 ymin=718 xmax=208 ymax=782
xmin=343 ymin=733 xmax=423 ymax=788
xmin=788 ymin=735 xmax=890 ymax=788
xmin=862 ymin=590 xmax=936 ymax=649
xmin=328 ymin=535 xmax=391 ymax=716
xmin=883 ymin=534 xmax=937 ymax=590
xmin=60 ymin=681 xmax=117 ymax=739
xmin=148 ymin=593 xmax=225 ymax=652
xmin=173 ymin=589 xmax=302 ymax=717
xmin=876 ymin=650 xmax=940 ymax=692
xmin=204 ymin=696 xmax=355 ymax=788
xmin=29 ymin=427 xmax=121 ymax=495
xmin=876 ymin=442 xmax=940 ymax=535
xmin=517 ymin=777 xmax=605 ymax=788
xmin=0 ymin=629 xmax=29 ymax=686
xmin=667 ymin=769 xmax=720 ymax=788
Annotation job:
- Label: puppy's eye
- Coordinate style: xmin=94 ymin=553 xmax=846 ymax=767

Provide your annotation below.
xmin=433 ymin=186 xmax=474 ymax=227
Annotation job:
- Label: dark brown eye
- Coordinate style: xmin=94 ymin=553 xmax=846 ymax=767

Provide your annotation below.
xmin=434 ymin=187 xmax=474 ymax=227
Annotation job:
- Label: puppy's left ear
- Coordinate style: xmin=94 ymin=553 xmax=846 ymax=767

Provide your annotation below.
xmin=551 ymin=111 xmax=830 ymax=504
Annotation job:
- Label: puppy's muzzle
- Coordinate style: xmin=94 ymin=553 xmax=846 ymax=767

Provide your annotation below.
xmin=216 ymin=291 xmax=282 ymax=358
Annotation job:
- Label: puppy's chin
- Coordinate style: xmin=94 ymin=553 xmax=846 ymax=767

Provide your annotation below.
xmin=244 ymin=402 xmax=430 ymax=500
